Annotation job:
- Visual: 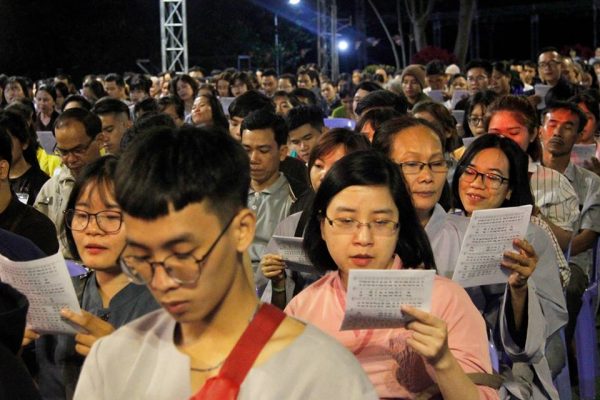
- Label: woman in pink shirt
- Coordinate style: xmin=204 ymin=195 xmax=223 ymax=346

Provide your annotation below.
xmin=286 ymin=151 xmax=499 ymax=399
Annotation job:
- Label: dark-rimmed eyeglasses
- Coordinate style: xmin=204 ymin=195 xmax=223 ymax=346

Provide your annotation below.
xmin=460 ymin=166 xmax=509 ymax=189
xmin=119 ymin=214 xmax=236 ymax=285
xmin=397 ymin=160 xmax=451 ymax=175
xmin=64 ymin=209 xmax=123 ymax=233
xmin=54 ymin=138 xmax=95 ymax=158
xmin=323 ymin=215 xmax=399 ymax=236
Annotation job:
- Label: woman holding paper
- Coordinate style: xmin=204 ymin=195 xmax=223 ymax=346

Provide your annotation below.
xmin=32 ymin=156 xmax=159 ymax=400
xmin=285 ymin=151 xmax=498 ymax=399
xmin=258 ymin=129 xmax=370 ymax=308
xmin=453 ymin=135 xmax=568 ymax=399
xmin=373 ymin=117 xmax=567 ymax=399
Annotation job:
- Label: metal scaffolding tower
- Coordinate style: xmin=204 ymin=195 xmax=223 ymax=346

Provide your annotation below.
xmin=160 ymin=0 xmax=188 ymax=73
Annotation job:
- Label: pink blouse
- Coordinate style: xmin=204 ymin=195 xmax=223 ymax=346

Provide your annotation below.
xmin=285 ymin=257 xmax=498 ymax=399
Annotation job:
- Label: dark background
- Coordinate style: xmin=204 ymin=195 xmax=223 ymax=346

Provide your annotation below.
xmin=0 ymin=0 xmax=596 ymax=83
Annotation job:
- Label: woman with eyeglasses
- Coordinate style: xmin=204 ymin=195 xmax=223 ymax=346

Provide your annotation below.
xmin=30 ymin=156 xmax=159 ymax=400
xmin=257 ymin=129 xmax=371 ymax=308
xmin=453 ymin=90 xmax=499 ymax=161
xmin=286 ymin=151 xmax=498 ymax=399
xmin=373 ymin=118 xmax=567 ymax=398
xmin=453 ymin=134 xmax=568 ymax=399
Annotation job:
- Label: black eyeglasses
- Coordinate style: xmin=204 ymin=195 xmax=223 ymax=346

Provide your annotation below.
xmin=323 ymin=215 xmax=399 ymax=236
xmin=54 ymin=138 xmax=95 ymax=158
xmin=397 ymin=160 xmax=451 ymax=175
xmin=460 ymin=166 xmax=509 ymax=189
xmin=119 ymin=214 xmax=236 ymax=285
xmin=64 ymin=209 xmax=123 ymax=233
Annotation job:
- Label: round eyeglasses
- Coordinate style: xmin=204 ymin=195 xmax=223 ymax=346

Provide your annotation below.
xmin=119 ymin=214 xmax=236 ymax=285
xmin=64 ymin=209 xmax=123 ymax=233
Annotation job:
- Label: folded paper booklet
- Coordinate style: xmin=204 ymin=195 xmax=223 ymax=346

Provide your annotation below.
xmin=340 ymin=269 xmax=435 ymax=330
xmin=271 ymin=235 xmax=317 ymax=274
xmin=0 ymin=252 xmax=82 ymax=334
xmin=570 ymin=144 xmax=597 ymax=167
xmin=452 ymin=204 xmax=532 ymax=288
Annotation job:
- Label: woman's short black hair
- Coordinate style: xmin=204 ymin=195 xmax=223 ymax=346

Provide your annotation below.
xmin=303 ymin=150 xmax=436 ymax=272
xmin=65 ymin=156 xmax=119 ymax=260
xmin=452 ymin=134 xmax=534 ymax=212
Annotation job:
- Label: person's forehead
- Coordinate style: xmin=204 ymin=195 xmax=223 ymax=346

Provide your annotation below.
xmin=545 ymin=108 xmax=578 ymax=122
xmin=289 ymin=123 xmax=319 ymax=138
xmin=467 ymin=68 xmax=487 ymax=77
xmin=55 ymin=121 xmax=89 ymax=144
xmin=539 ymin=52 xmax=559 ymax=61
xmin=242 ymin=128 xmax=276 ymax=144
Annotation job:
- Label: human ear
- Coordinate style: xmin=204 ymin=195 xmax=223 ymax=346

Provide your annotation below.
xmin=505 ymin=188 xmax=512 ymax=201
xmin=233 ymin=209 xmax=256 ymax=253
xmin=279 ymin=145 xmax=288 ymax=162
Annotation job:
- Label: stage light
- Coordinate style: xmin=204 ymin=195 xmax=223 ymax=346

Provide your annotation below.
xmin=338 ymin=39 xmax=349 ymax=52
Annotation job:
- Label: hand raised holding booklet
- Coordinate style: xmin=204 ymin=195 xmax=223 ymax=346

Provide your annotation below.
xmin=452 ymin=205 xmax=533 ymax=288
xmin=0 ymin=252 xmax=82 ymax=334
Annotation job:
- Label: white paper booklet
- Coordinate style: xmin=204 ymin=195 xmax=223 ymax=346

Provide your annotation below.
xmin=452 ymin=205 xmax=532 ymax=288
xmin=0 ymin=252 xmax=82 ymax=334
xmin=570 ymin=144 xmax=597 ymax=167
xmin=271 ymin=235 xmax=317 ymax=274
xmin=340 ymin=269 xmax=435 ymax=330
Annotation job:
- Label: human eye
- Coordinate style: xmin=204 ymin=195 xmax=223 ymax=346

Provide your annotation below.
xmin=464 ymin=166 xmax=477 ymax=176
xmin=313 ymin=160 xmax=325 ymax=169
xmin=486 ymin=173 xmax=503 ymax=183
xmin=335 ymin=217 xmax=356 ymax=228
xmin=259 ymin=146 xmax=271 ymax=154
xmin=100 ymin=211 xmax=122 ymax=221
xmin=430 ymin=160 xmax=448 ymax=168
xmin=290 ymin=140 xmax=300 ymax=146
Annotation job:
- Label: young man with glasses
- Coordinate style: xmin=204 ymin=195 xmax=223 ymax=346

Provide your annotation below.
xmin=73 ymin=125 xmax=376 ymax=399
xmin=34 ymin=108 xmax=101 ymax=259
xmin=529 ymin=48 xmax=581 ymax=105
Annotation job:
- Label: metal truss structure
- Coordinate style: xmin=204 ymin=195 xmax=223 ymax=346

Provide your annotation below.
xmin=159 ymin=0 xmax=189 ymax=73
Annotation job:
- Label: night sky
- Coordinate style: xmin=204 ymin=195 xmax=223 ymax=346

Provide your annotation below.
xmin=0 ymin=0 xmax=596 ymax=84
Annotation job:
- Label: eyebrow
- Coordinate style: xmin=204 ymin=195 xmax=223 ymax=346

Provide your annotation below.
xmin=333 ymin=206 xmax=395 ymax=214
xmin=126 ymin=233 xmax=197 ymax=251
xmin=468 ymin=163 xmax=506 ymax=175
xmin=75 ymin=202 xmax=120 ymax=209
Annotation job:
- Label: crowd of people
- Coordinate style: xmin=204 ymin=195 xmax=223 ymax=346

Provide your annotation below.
xmin=1 ymin=44 xmax=600 ymax=400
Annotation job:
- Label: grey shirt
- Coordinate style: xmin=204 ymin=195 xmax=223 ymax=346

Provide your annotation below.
xmin=74 ymin=309 xmax=378 ymax=400
xmin=248 ymin=173 xmax=294 ymax=274
xmin=564 ymin=162 xmax=600 ymax=277
xmin=37 ymin=273 xmax=159 ymax=400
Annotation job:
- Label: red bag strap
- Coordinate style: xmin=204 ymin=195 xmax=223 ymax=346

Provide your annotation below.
xmin=189 ymin=303 xmax=285 ymax=399
xmin=219 ymin=303 xmax=285 ymax=384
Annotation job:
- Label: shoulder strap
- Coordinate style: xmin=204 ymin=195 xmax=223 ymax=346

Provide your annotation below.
xmin=218 ymin=303 xmax=285 ymax=384
xmin=190 ymin=303 xmax=285 ymax=399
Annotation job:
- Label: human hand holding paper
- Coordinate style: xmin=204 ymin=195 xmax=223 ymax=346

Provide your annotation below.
xmin=403 ymin=305 xmax=451 ymax=370
xmin=60 ymin=308 xmax=115 ymax=356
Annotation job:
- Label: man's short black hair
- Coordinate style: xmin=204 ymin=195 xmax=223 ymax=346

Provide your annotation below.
xmin=228 ymin=90 xmax=274 ymax=119
xmin=240 ymin=109 xmax=288 ymax=147
xmin=465 ymin=59 xmax=493 ymax=76
xmin=290 ymin=88 xmax=317 ymax=105
xmin=128 ymin=74 xmax=151 ymax=93
xmin=62 ymin=94 xmax=92 ymax=111
xmin=134 ymin=98 xmax=159 ymax=116
xmin=92 ymin=97 xmax=131 ymax=119
xmin=115 ymin=126 xmax=250 ymax=223
xmin=55 ymin=108 xmax=102 ymax=139
xmin=279 ymin=73 xmax=297 ymax=87
xmin=285 ymin=105 xmax=324 ymax=132
xmin=538 ymin=47 xmax=560 ymax=59
xmin=157 ymin=95 xmax=185 ymax=120
xmin=425 ymin=60 xmax=446 ymax=76
xmin=543 ymin=101 xmax=588 ymax=134
xmin=355 ymin=90 xmax=407 ymax=116
xmin=104 ymin=73 xmax=125 ymax=87
xmin=262 ymin=69 xmax=277 ymax=78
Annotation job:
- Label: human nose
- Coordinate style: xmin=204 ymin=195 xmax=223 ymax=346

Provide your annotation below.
xmin=149 ymin=263 xmax=178 ymax=291
xmin=417 ymin=165 xmax=434 ymax=182
xmin=469 ymin=172 xmax=486 ymax=188
xmin=249 ymin=150 xmax=260 ymax=163
xmin=353 ymin=222 xmax=374 ymax=245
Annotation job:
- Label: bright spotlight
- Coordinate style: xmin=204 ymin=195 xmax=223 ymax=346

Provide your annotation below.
xmin=289 ymin=0 xmax=300 ymax=5
xmin=338 ymin=40 xmax=349 ymax=52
